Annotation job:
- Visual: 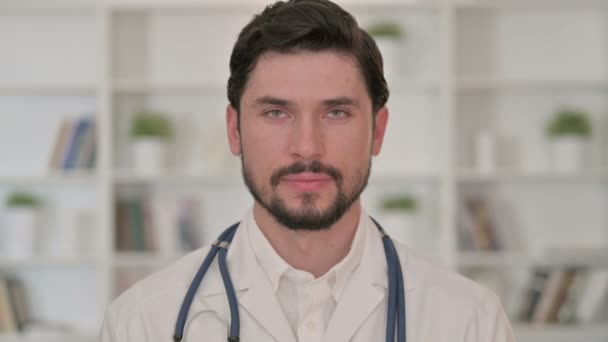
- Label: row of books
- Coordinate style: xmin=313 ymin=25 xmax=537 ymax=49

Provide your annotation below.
xmin=48 ymin=116 xmax=97 ymax=171
xmin=458 ymin=196 xmax=501 ymax=251
xmin=517 ymin=268 xmax=608 ymax=324
xmin=114 ymin=196 xmax=203 ymax=253
xmin=0 ymin=276 xmax=29 ymax=333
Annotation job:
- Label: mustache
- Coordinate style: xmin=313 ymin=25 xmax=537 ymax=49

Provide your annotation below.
xmin=270 ymin=160 xmax=342 ymax=188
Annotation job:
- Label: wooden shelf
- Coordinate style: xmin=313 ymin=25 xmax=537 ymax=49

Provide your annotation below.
xmin=457 ymin=248 xmax=608 ymax=268
xmin=454 ymin=0 xmax=608 ymax=10
xmin=112 ymin=79 xmax=224 ymax=94
xmin=0 ymin=172 xmax=96 ymax=186
xmin=0 ymin=330 xmax=95 ymax=342
xmin=109 ymin=0 xmax=440 ymax=12
xmin=457 ymin=169 xmax=608 ymax=183
xmin=456 ymin=77 xmax=608 ymax=91
xmin=513 ymin=323 xmax=608 ymax=339
xmin=0 ymin=83 xmax=97 ymax=95
xmin=369 ymin=171 xmax=440 ymax=184
xmin=113 ymin=252 xmax=178 ymax=268
xmin=0 ymin=256 xmax=97 ymax=269
xmin=112 ymin=169 xmax=242 ymax=186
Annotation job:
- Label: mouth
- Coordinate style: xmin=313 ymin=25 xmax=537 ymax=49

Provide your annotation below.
xmin=281 ymin=173 xmax=333 ymax=191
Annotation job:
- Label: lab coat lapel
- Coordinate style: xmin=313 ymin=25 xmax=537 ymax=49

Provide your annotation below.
xmin=324 ymin=217 xmax=389 ymax=342
xmin=239 ymin=267 xmax=297 ymax=342
xmin=227 ymin=216 xmax=297 ymax=342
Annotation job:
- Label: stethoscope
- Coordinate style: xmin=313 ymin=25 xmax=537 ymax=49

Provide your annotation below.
xmin=173 ymin=218 xmax=406 ymax=342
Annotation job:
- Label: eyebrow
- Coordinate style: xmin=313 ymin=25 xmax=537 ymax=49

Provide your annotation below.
xmin=322 ymin=97 xmax=360 ymax=108
xmin=254 ymin=96 xmax=292 ymax=107
xmin=253 ymin=96 xmax=360 ymax=108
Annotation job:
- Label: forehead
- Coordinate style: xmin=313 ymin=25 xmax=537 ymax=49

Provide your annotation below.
xmin=241 ymin=50 xmax=371 ymax=108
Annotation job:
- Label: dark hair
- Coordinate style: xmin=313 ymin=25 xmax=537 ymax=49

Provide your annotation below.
xmin=227 ymin=0 xmax=389 ymax=115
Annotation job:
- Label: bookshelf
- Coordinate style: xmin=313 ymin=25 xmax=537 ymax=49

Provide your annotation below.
xmin=0 ymin=0 xmax=607 ymax=341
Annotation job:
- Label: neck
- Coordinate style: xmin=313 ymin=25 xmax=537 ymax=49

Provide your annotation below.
xmin=253 ymin=201 xmax=361 ymax=278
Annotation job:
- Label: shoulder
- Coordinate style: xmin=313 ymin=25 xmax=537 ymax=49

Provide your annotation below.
xmin=391 ymin=242 xmax=515 ymax=341
xmin=102 ymin=247 xmax=212 ymax=339
xmin=395 ymin=242 xmax=502 ymax=314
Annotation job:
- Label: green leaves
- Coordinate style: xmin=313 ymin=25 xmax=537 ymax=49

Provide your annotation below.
xmin=366 ymin=21 xmax=403 ymax=39
xmin=131 ymin=111 xmax=173 ymax=139
xmin=6 ymin=192 xmax=40 ymax=208
xmin=547 ymin=108 xmax=592 ymax=138
xmin=381 ymin=194 xmax=418 ymax=212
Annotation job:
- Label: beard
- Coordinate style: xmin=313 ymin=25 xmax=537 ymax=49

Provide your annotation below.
xmin=241 ymin=157 xmax=371 ymax=231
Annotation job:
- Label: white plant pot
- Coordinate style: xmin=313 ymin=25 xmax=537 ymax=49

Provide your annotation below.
xmin=377 ymin=212 xmax=416 ymax=246
xmin=131 ymin=138 xmax=168 ymax=175
xmin=549 ymin=137 xmax=585 ymax=173
xmin=2 ymin=207 xmax=38 ymax=259
xmin=375 ymin=37 xmax=400 ymax=83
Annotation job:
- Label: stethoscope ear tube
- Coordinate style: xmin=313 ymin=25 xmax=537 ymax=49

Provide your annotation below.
xmin=173 ymin=223 xmax=240 ymax=342
xmin=373 ymin=217 xmax=406 ymax=342
xmin=218 ymin=229 xmax=240 ymax=341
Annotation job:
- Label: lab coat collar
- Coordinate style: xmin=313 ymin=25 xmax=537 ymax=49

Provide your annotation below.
xmin=193 ymin=209 xmax=414 ymax=342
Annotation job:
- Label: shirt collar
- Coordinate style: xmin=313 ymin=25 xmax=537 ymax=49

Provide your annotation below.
xmin=246 ymin=207 xmax=368 ymax=301
xmin=246 ymin=208 xmax=290 ymax=292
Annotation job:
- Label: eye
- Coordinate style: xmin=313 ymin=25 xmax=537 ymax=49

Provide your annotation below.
xmin=265 ymin=109 xmax=287 ymax=119
xmin=326 ymin=109 xmax=349 ymax=119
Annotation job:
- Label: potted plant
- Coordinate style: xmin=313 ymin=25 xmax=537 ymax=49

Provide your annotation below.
xmin=378 ymin=194 xmax=418 ymax=245
xmin=130 ymin=111 xmax=173 ymax=175
xmin=3 ymin=191 xmax=41 ymax=259
xmin=367 ymin=21 xmax=403 ymax=83
xmin=546 ymin=108 xmax=591 ymax=172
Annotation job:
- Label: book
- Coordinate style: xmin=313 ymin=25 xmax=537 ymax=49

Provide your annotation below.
xmin=0 ymin=277 xmax=17 ymax=333
xmin=458 ymin=195 xmax=500 ymax=251
xmin=63 ymin=117 xmax=91 ymax=170
xmin=75 ymin=119 xmax=96 ymax=169
xmin=48 ymin=118 xmax=73 ymax=170
xmin=6 ymin=277 xmax=29 ymax=331
xmin=532 ymin=268 xmax=577 ymax=323
xmin=48 ymin=116 xmax=97 ymax=171
xmin=556 ymin=268 xmax=587 ymax=323
xmin=517 ymin=268 xmax=551 ymax=322
xmin=576 ymin=269 xmax=608 ymax=323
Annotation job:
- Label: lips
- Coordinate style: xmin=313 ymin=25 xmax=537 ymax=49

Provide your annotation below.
xmin=282 ymin=173 xmax=333 ymax=191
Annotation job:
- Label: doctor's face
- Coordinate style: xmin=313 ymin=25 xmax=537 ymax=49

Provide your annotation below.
xmin=227 ymin=51 xmax=388 ymax=231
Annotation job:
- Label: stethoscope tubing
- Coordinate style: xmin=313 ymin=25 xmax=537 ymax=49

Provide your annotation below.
xmin=174 ymin=220 xmax=405 ymax=342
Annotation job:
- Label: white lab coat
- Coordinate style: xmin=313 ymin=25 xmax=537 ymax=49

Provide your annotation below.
xmin=100 ymin=213 xmax=516 ymax=342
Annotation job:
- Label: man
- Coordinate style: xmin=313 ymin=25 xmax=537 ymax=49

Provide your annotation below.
xmin=100 ymin=0 xmax=516 ymax=341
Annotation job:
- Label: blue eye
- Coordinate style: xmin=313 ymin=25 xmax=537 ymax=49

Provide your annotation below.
xmin=327 ymin=110 xmax=349 ymax=119
xmin=266 ymin=110 xmax=286 ymax=118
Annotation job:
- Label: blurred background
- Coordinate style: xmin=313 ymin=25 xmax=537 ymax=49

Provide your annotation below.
xmin=0 ymin=0 xmax=607 ymax=341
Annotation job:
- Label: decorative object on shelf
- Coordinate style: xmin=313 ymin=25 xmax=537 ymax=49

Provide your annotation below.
xmin=46 ymin=208 xmax=97 ymax=259
xmin=130 ymin=111 xmax=173 ymax=175
xmin=0 ymin=275 xmax=30 ymax=333
xmin=2 ymin=191 xmax=41 ymax=259
xmin=514 ymin=267 xmax=608 ymax=325
xmin=115 ymin=196 xmax=156 ymax=252
xmin=458 ymin=195 xmax=501 ymax=251
xmin=48 ymin=116 xmax=97 ymax=172
xmin=475 ymin=130 xmax=496 ymax=174
xmin=546 ymin=107 xmax=592 ymax=173
xmin=366 ymin=21 xmax=403 ymax=84
xmin=377 ymin=194 xmax=418 ymax=245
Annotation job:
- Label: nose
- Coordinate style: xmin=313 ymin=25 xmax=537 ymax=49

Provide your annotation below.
xmin=288 ymin=115 xmax=324 ymax=160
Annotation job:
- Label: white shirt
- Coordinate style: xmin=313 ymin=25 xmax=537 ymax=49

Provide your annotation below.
xmin=246 ymin=209 xmax=366 ymax=341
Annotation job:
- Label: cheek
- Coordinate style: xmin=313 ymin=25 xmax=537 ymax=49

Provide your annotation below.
xmin=241 ymin=127 xmax=285 ymax=177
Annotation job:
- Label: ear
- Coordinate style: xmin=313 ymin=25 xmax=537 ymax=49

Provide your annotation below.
xmin=371 ymin=106 xmax=389 ymax=156
xmin=226 ymin=104 xmax=241 ymax=155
